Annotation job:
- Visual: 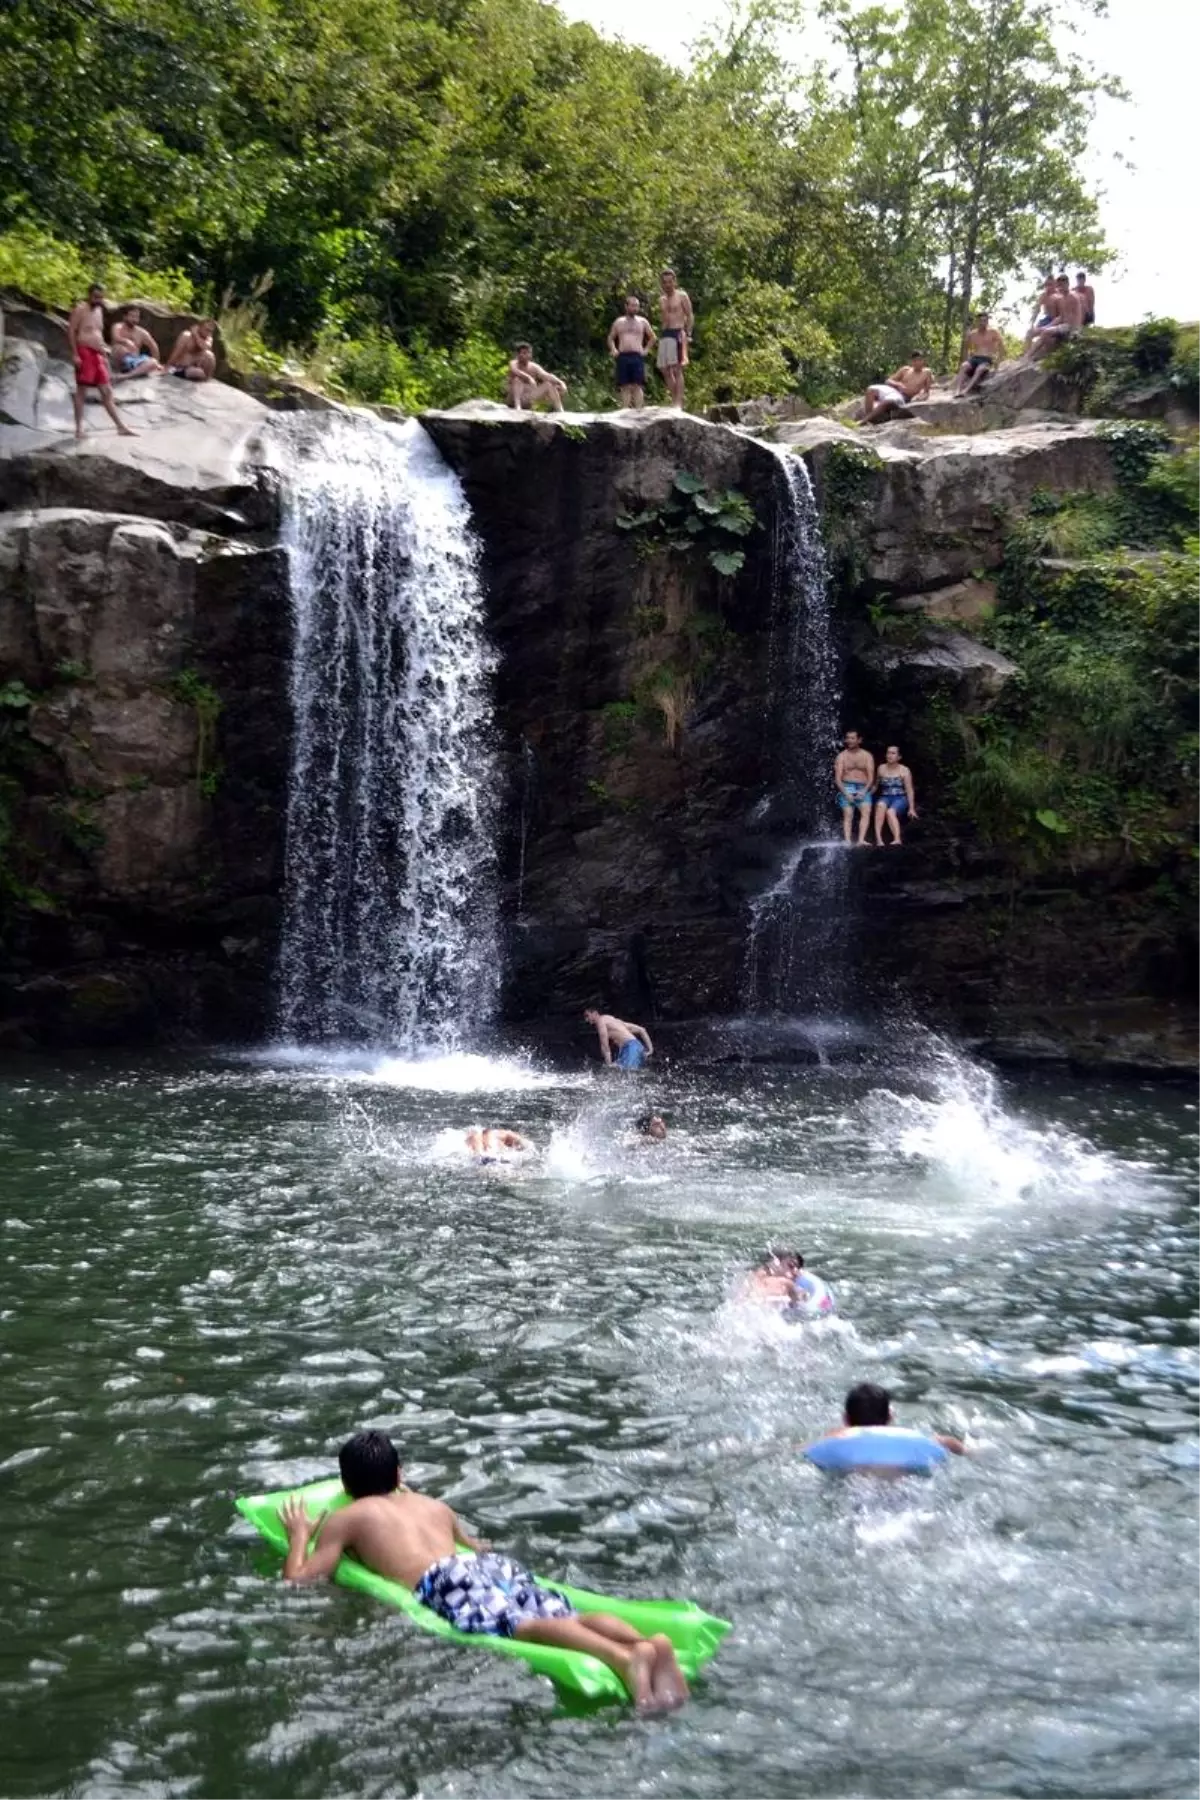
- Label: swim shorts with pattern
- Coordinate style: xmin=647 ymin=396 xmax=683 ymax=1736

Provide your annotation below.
xmin=414 ymin=1552 xmax=575 ymax=1637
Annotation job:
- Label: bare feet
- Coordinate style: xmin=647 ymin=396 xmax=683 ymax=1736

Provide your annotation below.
xmin=650 ymin=1634 xmax=689 ymax=1710
xmin=117 ymin=424 xmax=138 ymax=437
xmin=624 ymin=1642 xmax=658 ymax=1713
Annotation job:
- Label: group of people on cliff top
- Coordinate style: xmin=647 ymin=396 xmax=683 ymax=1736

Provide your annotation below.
xmin=506 ymin=269 xmax=694 ymax=414
xmin=861 ymin=270 xmax=1097 ymax=424
xmin=68 ymin=283 xmax=217 ymax=440
xmin=835 ymin=731 xmax=917 ymax=847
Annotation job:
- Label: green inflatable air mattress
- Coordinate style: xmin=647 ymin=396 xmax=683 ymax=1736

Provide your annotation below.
xmin=236 ymin=1477 xmax=731 ymax=1703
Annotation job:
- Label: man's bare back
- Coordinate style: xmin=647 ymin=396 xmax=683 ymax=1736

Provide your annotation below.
xmin=292 ymin=1486 xmax=464 ymax=1589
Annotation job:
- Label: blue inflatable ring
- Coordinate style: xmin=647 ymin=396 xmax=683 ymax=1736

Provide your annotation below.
xmin=804 ymin=1427 xmax=949 ymax=1474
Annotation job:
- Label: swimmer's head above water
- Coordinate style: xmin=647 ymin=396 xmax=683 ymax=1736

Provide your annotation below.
xmin=339 ymin=1428 xmax=402 ymax=1496
xmin=844 ymin=1382 xmax=891 ymax=1427
xmin=636 ymin=1113 xmax=667 ymax=1141
xmin=758 ymin=1248 xmax=804 ymax=1276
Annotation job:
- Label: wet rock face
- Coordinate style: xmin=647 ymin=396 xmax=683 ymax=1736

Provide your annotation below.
xmin=0 ymin=324 xmax=291 ymax=1046
xmin=423 ymin=405 xmax=792 ymax=1020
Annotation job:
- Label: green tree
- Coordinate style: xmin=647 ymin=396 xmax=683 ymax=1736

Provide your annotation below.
xmin=820 ymin=0 xmax=1121 ymax=369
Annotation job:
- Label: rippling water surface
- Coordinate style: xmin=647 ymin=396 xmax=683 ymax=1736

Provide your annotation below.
xmin=2 ymin=1039 xmax=1196 ymax=1798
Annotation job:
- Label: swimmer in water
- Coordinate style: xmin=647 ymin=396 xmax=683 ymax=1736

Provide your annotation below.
xmin=636 ymin=1113 xmax=667 ymax=1141
xmin=809 ymin=1382 xmax=967 ymax=1468
xmin=738 ymin=1249 xmax=803 ymax=1303
xmin=465 ymin=1127 xmax=534 ymax=1162
xmin=280 ymin=1430 xmax=688 ymax=1712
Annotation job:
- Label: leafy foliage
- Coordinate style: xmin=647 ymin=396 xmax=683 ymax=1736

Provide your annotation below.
xmin=950 ymin=447 xmax=1198 ymax=868
xmin=617 ymin=474 xmax=758 ymax=576
xmin=0 ymin=0 xmax=1123 ymax=403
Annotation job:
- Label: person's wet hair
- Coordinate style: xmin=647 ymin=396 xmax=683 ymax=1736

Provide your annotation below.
xmin=845 ymin=1382 xmax=891 ymax=1426
xmin=758 ymin=1247 xmax=803 ymax=1271
xmin=339 ymin=1430 xmax=400 ymax=1497
xmin=637 ymin=1113 xmax=667 ymax=1138
xmin=514 ymin=340 xmax=532 ymax=353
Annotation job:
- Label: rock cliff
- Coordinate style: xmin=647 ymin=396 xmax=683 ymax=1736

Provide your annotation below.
xmin=1 ymin=313 xmax=1192 ymax=1069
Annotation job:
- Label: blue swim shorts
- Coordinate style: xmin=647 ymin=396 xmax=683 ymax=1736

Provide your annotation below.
xmin=880 ymin=795 xmax=907 ymax=817
xmin=414 ymin=1552 xmax=575 ymax=1638
xmin=838 ymin=782 xmax=870 ymax=812
xmin=616 ymin=351 xmax=646 ymax=388
xmin=615 ymin=1038 xmax=646 ymax=1070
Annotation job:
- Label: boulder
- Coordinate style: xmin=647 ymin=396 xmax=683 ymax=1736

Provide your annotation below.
xmin=0 ymin=371 xmax=274 ymax=529
xmin=892 ymin=576 xmax=998 ymax=625
xmin=0 ymin=338 xmax=46 ymax=429
xmin=791 ymin=417 xmax=1116 ymax=592
xmin=856 ymin=623 xmax=1017 ymax=709
xmin=705 ymin=396 xmax=815 ymax=428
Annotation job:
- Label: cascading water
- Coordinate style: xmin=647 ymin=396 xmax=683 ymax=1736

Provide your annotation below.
xmin=743 ymin=449 xmax=848 ymax=1014
xmin=269 ymin=413 xmax=498 ymax=1050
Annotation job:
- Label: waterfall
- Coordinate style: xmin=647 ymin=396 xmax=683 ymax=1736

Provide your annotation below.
xmin=269 ymin=413 xmax=498 ymax=1050
xmin=744 ymin=449 xmax=848 ymax=1014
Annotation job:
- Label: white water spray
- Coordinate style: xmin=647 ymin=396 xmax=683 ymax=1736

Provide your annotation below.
xmin=269 ymin=414 xmax=498 ymax=1049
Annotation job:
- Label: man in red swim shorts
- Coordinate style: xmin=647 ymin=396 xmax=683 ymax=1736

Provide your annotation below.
xmin=67 ymin=284 xmax=137 ymax=441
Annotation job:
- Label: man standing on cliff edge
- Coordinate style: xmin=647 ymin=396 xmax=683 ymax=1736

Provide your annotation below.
xmin=657 ymin=270 xmax=693 ymax=409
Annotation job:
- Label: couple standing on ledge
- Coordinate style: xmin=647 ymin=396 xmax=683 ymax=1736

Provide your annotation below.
xmin=835 ymin=730 xmax=917 ymax=847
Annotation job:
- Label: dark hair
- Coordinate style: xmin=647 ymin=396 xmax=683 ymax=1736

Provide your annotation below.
xmin=845 ymin=1382 xmax=891 ymax=1426
xmin=1076 ymin=270 xmax=1087 ymax=280
xmin=636 ymin=1112 xmax=663 ymax=1134
xmin=661 ymin=267 xmax=676 ymax=278
xmin=87 ymin=283 xmax=104 ymax=297
xmin=339 ymin=1430 xmax=400 ymax=1497
xmin=910 ymin=349 xmax=927 ymax=359
xmin=758 ymin=1247 xmax=803 ymax=1270
xmin=514 ymin=340 xmax=532 ymax=353
xmin=119 ymin=304 xmax=140 ymax=321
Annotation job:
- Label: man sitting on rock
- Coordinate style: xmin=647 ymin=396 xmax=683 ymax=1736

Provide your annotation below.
xmin=506 ymin=343 xmax=567 ymax=411
xmin=67 ymin=283 xmax=137 ymax=440
xmin=861 ymin=353 xmax=932 ymax=424
xmin=111 ymin=305 xmax=164 ymax=381
xmin=952 ymin=312 xmax=1005 ymax=397
xmin=1027 ymin=276 xmax=1081 ymax=362
xmin=166 ymin=319 xmax=218 ymax=381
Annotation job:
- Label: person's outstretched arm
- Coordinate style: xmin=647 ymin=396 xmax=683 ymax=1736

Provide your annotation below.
xmin=280 ymin=1499 xmax=351 ymax=1581
xmin=935 ymin=1434 xmax=968 ymax=1455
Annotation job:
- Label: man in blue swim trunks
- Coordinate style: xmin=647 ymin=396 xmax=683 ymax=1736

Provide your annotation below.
xmin=834 ymin=729 xmax=875 ymax=845
xmin=607 ymin=295 xmax=657 ymax=408
xmin=583 ymin=1008 xmax=654 ymax=1069
xmin=279 ymin=1431 xmax=688 ymax=1711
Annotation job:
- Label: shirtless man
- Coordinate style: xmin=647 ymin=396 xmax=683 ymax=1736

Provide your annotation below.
xmin=861 ymin=352 xmax=932 ymax=424
xmin=952 ymin=312 xmax=1005 ymax=396
xmin=1022 ymin=275 xmax=1060 ymax=355
xmin=607 ymin=295 xmax=657 ymax=408
xmin=506 ymin=343 xmax=567 ymax=411
xmin=280 ymin=1431 xmax=687 ymax=1712
xmin=656 ymin=269 xmax=694 ymax=409
xmin=834 ymin=729 xmax=875 ymax=844
xmin=1028 ymin=277 xmax=1082 ymax=361
xmin=110 ymin=305 xmax=164 ymax=381
xmin=166 ymin=319 xmax=217 ymax=381
xmin=464 ymin=1126 xmax=533 ymax=1161
xmin=1073 ymin=270 xmax=1096 ymax=328
xmin=67 ymin=284 xmax=137 ymax=440
xmin=583 ymin=1008 xmax=654 ymax=1071
xmin=873 ymin=743 xmax=918 ymax=846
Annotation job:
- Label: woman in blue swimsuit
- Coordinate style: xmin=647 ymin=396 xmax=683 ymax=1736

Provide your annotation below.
xmin=873 ymin=744 xmax=917 ymax=847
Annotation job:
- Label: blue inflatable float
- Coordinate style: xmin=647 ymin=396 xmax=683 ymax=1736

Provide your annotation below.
xmin=804 ymin=1426 xmax=949 ymax=1474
